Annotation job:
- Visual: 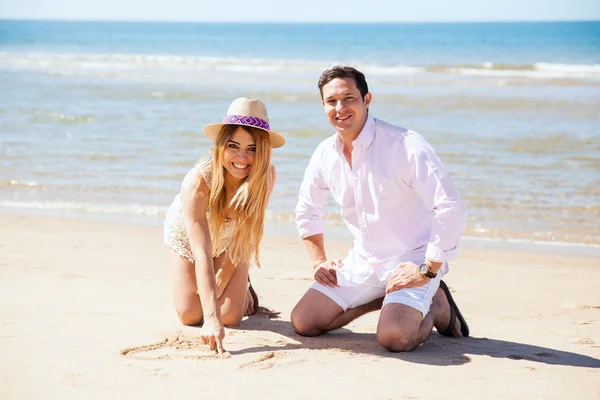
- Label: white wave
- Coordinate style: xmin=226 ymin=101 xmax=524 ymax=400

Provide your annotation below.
xmin=450 ymin=63 xmax=600 ymax=79
xmin=0 ymin=200 xmax=167 ymax=217
xmin=0 ymin=51 xmax=425 ymax=77
xmin=7 ymin=180 xmax=38 ymax=187
xmin=2 ymin=51 xmax=598 ymax=81
xmin=462 ymin=234 xmax=600 ymax=249
xmin=461 ymin=234 xmax=600 ymax=258
xmin=0 ymin=51 xmax=328 ymax=74
xmin=534 ymin=62 xmax=600 ymax=73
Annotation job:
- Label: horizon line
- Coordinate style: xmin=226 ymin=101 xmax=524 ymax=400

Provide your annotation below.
xmin=1 ymin=17 xmax=599 ymax=24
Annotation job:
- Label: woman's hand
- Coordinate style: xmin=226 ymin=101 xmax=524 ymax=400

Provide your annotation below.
xmin=200 ymin=315 xmax=226 ymax=356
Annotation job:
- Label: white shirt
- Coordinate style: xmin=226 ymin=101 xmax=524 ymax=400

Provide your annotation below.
xmin=295 ymin=116 xmax=468 ymax=285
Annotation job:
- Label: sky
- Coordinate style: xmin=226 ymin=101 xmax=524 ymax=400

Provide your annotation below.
xmin=1 ymin=0 xmax=599 ymax=23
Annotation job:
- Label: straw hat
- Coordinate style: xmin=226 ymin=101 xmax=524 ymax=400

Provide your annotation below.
xmin=204 ymin=97 xmax=285 ymax=148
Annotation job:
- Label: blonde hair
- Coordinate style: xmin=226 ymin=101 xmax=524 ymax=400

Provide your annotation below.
xmin=205 ymin=124 xmax=272 ymax=267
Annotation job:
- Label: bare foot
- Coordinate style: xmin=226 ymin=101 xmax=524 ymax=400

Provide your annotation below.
xmin=432 ymin=287 xmax=462 ymax=337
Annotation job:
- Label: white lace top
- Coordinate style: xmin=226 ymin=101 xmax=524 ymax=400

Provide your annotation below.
xmin=163 ymin=158 xmax=235 ymax=263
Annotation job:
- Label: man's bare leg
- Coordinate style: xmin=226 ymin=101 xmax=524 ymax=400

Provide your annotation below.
xmin=432 ymin=284 xmax=463 ymax=337
xmin=291 ymin=289 xmax=383 ymax=336
xmin=377 ymin=287 xmax=463 ymax=352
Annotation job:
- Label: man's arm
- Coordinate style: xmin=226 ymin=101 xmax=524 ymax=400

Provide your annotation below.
xmin=386 ymin=134 xmax=467 ymax=293
xmin=296 ymin=145 xmax=339 ymax=285
xmin=295 ymin=145 xmax=330 ymax=242
xmin=303 ymin=233 xmax=327 ymax=267
xmin=403 ymin=134 xmax=468 ymax=267
xmin=302 ymin=233 xmax=339 ymax=287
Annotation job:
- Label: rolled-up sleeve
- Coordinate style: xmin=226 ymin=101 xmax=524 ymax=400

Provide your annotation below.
xmin=295 ymin=147 xmax=330 ymax=239
xmin=404 ymin=135 xmax=468 ymax=263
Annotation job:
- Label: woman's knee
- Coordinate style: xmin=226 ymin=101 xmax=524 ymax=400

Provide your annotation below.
xmin=220 ymin=311 xmax=244 ymax=327
xmin=177 ymin=307 xmax=203 ymax=326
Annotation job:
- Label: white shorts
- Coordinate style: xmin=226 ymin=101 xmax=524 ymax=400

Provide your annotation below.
xmin=309 ymin=269 xmax=443 ymax=317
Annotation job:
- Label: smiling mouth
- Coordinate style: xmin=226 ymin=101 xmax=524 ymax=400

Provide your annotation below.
xmin=232 ymin=163 xmax=249 ymax=170
xmin=336 ymin=115 xmax=351 ymax=122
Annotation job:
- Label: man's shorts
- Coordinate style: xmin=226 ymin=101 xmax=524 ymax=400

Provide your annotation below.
xmin=309 ymin=269 xmax=443 ymax=317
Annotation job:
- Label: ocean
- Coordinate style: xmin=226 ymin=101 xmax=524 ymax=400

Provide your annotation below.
xmin=0 ymin=20 xmax=599 ymax=250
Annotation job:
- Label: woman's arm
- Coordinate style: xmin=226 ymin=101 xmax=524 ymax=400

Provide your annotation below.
xmin=180 ymin=169 xmax=225 ymax=353
xmin=181 ymin=169 xmax=219 ymax=318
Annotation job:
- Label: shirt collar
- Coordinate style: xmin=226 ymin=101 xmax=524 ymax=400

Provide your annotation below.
xmin=333 ymin=116 xmax=376 ymax=151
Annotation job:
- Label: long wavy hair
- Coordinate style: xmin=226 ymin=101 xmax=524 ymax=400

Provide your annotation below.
xmin=203 ymin=124 xmax=272 ymax=267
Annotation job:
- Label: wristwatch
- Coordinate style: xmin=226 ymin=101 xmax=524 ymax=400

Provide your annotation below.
xmin=418 ymin=262 xmax=437 ymax=279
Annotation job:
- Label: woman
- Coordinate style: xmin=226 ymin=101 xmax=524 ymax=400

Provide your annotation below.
xmin=164 ymin=97 xmax=285 ymax=354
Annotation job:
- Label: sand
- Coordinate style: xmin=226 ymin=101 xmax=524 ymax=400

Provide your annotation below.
xmin=0 ymin=213 xmax=598 ymax=399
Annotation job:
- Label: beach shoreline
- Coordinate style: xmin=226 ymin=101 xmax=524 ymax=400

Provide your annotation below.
xmin=2 ymin=22 xmax=600 ymax=250
xmin=1 ymin=212 xmax=598 ymax=399
xmin=2 ymin=207 xmax=599 ymax=258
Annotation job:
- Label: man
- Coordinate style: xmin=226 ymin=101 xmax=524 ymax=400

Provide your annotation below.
xmin=291 ymin=66 xmax=469 ymax=352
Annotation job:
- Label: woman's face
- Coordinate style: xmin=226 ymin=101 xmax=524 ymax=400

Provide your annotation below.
xmin=222 ymin=126 xmax=256 ymax=182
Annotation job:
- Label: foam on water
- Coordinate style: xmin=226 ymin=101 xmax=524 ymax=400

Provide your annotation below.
xmin=1 ymin=52 xmax=599 ymax=81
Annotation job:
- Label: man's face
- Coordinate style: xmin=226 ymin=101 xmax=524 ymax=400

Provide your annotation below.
xmin=321 ymin=77 xmax=371 ymax=139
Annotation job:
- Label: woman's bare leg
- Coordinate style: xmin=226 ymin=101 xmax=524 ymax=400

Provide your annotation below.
xmin=170 ymin=251 xmax=203 ymax=325
xmin=169 ymin=250 xmax=250 ymax=327
xmin=211 ymin=253 xmax=256 ymax=319
xmin=215 ymin=255 xmax=250 ymax=326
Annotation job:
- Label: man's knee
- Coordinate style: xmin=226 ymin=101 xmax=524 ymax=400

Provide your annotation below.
xmin=377 ymin=327 xmax=416 ymax=352
xmin=377 ymin=303 xmax=424 ymax=352
xmin=290 ymin=304 xmax=320 ymax=336
xmin=290 ymin=305 xmax=309 ymax=334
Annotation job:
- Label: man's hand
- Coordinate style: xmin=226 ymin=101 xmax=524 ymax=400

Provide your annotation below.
xmin=200 ymin=315 xmax=226 ymax=356
xmin=313 ymin=259 xmax=342 ymax=288
xmin=385 ymin=261 xmax=429 ymax=294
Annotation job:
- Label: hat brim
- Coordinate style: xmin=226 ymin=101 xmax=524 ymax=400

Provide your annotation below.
xmin=204 ymin=123 xmax=285 ymax=148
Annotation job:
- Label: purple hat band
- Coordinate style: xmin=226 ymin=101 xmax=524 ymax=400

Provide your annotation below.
xmin=222 ymin=114 xmax=270 ymax=131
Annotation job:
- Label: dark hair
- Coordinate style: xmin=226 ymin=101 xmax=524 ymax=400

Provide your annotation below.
xmin=317 ymin=66 xmax=369 ymax=99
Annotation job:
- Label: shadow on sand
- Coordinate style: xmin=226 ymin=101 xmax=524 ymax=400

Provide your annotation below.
xmin=120 ymin=307 xmax=599 ymax=368
xmin=227 ymin=307 xmax=600 ymax=368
